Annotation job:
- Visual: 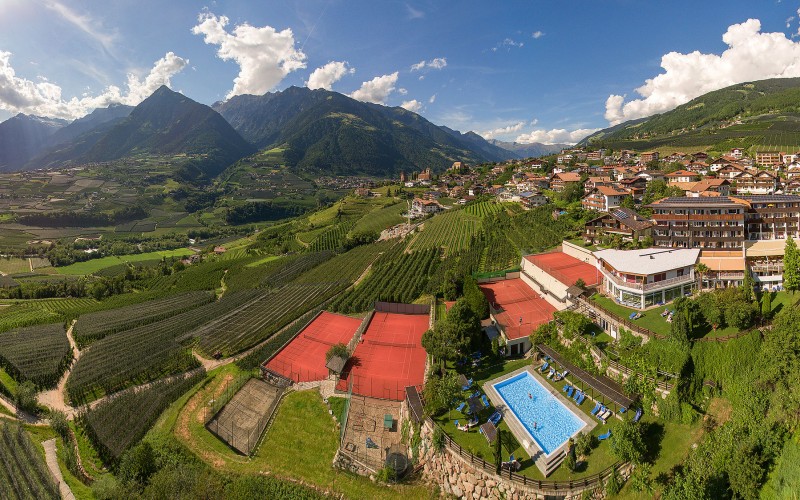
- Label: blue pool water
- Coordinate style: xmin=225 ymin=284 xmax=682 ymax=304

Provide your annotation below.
xmin=493 ymin=371 xmax=585 ymax=455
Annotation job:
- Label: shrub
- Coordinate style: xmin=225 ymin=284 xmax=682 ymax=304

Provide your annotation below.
xmin=432 ymin=426 xmax=445 ymax=452
xmin=605 ymin=468 xmax=622 ymax=495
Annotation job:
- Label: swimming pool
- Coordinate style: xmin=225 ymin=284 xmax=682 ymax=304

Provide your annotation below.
xmin=493 ymin=371 xmax=586 ymax=456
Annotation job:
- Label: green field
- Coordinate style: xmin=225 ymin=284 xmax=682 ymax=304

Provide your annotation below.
xmin=55 ymin=248 xmax=194 ymax=275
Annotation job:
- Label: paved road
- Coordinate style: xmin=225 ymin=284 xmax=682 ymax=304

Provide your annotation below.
xmin=43 ymin=438 xmax=75 ymax=500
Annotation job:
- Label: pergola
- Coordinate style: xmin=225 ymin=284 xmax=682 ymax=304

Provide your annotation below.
xmin=537 ymin=344 xmax=635 ymax=412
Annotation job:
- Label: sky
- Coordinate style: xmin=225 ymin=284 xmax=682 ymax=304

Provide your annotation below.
xmin=2 ymin=1 xmax=800 ymax=144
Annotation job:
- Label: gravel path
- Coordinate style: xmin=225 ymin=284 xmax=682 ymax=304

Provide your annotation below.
xmin=43 ymin=438 xmax=75 ymax=500
xmin=38 ymin=320 xmax=79 ymax=418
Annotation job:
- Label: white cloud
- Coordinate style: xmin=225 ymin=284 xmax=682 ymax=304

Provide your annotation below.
xmin=515 ymin=127 xmax=599 ymax=145
xmin=306 ymin=61 xmax=354 ymax=90
xmin=350 ymin=72 xmax=399 ymax=104
xmin=192 ymin=12 xmax=306 ymax=99
xmin=406 ymin=4 xmax=424 ymax=19
xmin=429 ymin=94 xmax=436 ymax=103
xmin=400 ymin=99 xmax=423 ymax=113
xmin=398 ymin=88 xmax=408 ymax=95
xmin=410 ymin=57 xmax=447 ymax=71
xmin=492 ymin=38 xmax=524 ymax=52
xmin=531 ymin=31 xmax=545 ymax=39
xmin=479 ymin=121 xmax=526 ymax=140
xmin=44 ymin=1 xmax=117 ymax=56
xmin=605 ymin=19 xmax=800 ymax=125
xmin=0 ymin=51 xmax=187 ymax=120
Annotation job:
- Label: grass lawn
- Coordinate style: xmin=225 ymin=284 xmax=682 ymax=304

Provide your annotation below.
xmin=54 ymin=437 xmax=95 ymax=500
xmin=244 ymin=255 xmax=281 ymax=268
xmin=328 ymin=396 xmax=347 ymax=425
xmin=761 ymin=431 xmax=800 ymax=499
xmin=56 ymin=248 xmax=194 ymax=275
xmin=438 ymin=356 xmax=621 ymax=481
xmin=162 ymin=365 xmax=433 ymax=500
xmin=0 ymin=366 xmax=18 ymax=397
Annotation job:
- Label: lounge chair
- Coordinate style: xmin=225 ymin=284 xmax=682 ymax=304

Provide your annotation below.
xmin=562 ymin=384 xmax=570 ymax=393
xmin=489 ymin=411 xmax=502 ymax=426
xmin=595 ymin=405 xmax=606 ymax=418
xmin=633 ymin=408 xmax=643 ymax=423
xmin=619 ymin=407 xmax=626 ymax=414
xmin=540 ymin=362 xmax=549 ymax=372
xmin=461 ymin=378 xmax=473 ymax=391
xmin=547 ymin=368 xmax=556 ymax=379
xmin=629 ymin=312 xmax=637 ymax=320
xmin=566 ymin=386 xmax=574 ymax=397
xmin=590 ymin=402 xmax=601 ymax=415
xmin=598 ymin=409 xmax=612 ymax=421
xmin=481 ymin=395 xmax=489 ymax=407
xmin=457 ymin=402 xmax=466 ymax=413
xmin=598 ymin=430 xmax=612 ymax=440
xmin=572 ymin=389 xmax=581 ymax=402
xmin=577 ymin=392 xmax=586 ymax=405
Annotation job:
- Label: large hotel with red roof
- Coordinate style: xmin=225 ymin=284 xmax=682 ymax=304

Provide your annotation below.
xmin=262 ymin=240 xmax=706 ymax=400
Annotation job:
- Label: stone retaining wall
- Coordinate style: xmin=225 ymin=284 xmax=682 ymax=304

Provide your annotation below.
xmin=418 ymin=422 xmax=630 ymax=499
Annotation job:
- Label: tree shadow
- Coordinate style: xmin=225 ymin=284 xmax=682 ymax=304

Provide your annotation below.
xmin=641 ymin=421 xmax=665 ymax=464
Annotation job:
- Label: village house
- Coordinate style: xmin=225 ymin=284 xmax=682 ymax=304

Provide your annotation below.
xmin=581 ymin=186 xmax=630 ymax=212
xmin=584 ymin=207 xmax=654 ymax=244
xmin=549 ymin=172 xmax=582 ymax=192
xmin=665 ymin=170 xmax=701 ymax=183
xmin=755 ymin=151 xmax=782 ymax=167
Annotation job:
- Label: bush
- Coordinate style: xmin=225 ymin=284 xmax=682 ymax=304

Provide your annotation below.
xmin=15 ymin=380 xmax=38 ymax=413
xmin=376 ymin=466 xmax=397 ymax=483
xmin=325 ymin=343 xmax=348 ymax=362
xmin=574 ymin=432 xmax=598 ymax=457
xmin=432 ymin=426 xmax=445 ymax=452
xmin=605 ymin=468 xmax=622 ymax=495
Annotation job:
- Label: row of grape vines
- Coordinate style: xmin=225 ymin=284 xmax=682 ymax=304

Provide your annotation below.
xmin=0 ymin=423 xmax=59 ymax=500
xmin=81 ymin=369 xmax=205 ymax=461
xmin=0 ymin=323 xmax=70 ymax=388
xmin=73 ymin=291 xmax=214 ymax=347
xmin=330 ymin=248 xmax=440 ymax=313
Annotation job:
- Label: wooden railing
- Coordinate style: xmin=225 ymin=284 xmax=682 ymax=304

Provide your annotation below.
xmin=422 ymin=415 xmax=627 ymax=494
xmin=577 ymin=296 xmax=663 ymax=339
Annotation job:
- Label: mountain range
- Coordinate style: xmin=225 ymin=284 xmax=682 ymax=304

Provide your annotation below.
xmin=0 ymin=85 xmax=563 ymax=178
xmin=581 ymin=77 xmax=800 ymax=154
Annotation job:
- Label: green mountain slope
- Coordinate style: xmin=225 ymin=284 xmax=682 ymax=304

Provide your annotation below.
xmin=213 ymin=86 xmax=513 ymax=177
xmin=582 ymin=77 xmax=800 ymax=154
xmin=31 ymin=86 xmax=254 ymax=178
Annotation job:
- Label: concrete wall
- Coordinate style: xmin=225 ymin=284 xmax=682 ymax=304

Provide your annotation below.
xmin=561 ymin=240 xmax=597 ymax=267
xmin=521 ymin=259 xmax=570 ymax=304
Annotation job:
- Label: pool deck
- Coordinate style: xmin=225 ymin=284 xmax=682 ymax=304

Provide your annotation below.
xmin=483 ymin=365 xmax=597 ymax=476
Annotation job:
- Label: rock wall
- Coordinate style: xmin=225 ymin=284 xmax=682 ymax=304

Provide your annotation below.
xmin=417 ymin=422 xmax=625 ymax=499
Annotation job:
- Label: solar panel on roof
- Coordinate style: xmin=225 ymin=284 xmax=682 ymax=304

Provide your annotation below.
xmin=612 ymin=209 xmax=629 ymax=219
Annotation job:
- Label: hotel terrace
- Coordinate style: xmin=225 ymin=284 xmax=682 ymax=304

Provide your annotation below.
xmin=593 ymin=248 xmax=700 ymax=309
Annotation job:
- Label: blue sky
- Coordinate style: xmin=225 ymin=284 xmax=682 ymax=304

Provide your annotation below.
xmin=1 ymin=1 xmax=800 ymax=144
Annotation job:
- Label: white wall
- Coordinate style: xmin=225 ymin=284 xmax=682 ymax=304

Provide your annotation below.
xmin=561 ymin=241 xmax=597 ymax=267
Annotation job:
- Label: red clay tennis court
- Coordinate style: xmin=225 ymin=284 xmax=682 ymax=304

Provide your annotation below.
xmin=265 ymin=311 xmax=361 ymax=383
xmin=524 ymin=252 xmax=600 ymax=287
xmin=479 ymin=279 xmax=557 ymax=340
xmin=337 ymin=312 xmax=430 ymax=401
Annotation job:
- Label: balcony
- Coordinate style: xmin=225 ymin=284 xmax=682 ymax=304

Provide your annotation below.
xmin=600 ymin=268 xmax=694 ymax=292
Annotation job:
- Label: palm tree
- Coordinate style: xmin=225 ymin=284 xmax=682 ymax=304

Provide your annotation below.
xmin=694 ymin=263 xmax=710 ymax=291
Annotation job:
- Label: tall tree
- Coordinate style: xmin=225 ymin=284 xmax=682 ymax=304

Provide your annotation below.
xmin=761 ymin=290 xmax=772 ymax=319
xmin=694 ymin=263 xmax=710 ymax=291
xmin=784 ymin=238 xmax=800 ymax=294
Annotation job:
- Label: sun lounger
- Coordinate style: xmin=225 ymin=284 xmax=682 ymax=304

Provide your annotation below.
xmin=563 ymin=384 xmax=570 ymax=393
xmin=572 ymin=389 xmax=581 ymax=401
xmin=566 ymin=386 xmax=574 ymax=397
xmin=481 ymin=395 xmax=489 ymax=407
xmin=577 ymin=392 xmax=586 ymax=405
xmin=595 ymin=406 xmax=606 ymax=419
xmin=540 ymin=362 xmax=549 ymax=372
xmin=598 ymin=430 xmax=612 ymax=440
xmin=598 ymin=409 xmax=612 ymax=421
xmin=547 ymin=368 xmax=555 ymax=379
xmin=619 ymin=407 xmax=626 ymax=414
xmin=457 ymin=402 xmax=466 ymax=413
xmin=590 ymin=402 xmax=601 ymax=415
xmin=488 ymin=411 xmax=502 ymax=426
xmin=629 ymin=312 xmax=637 ymax=320
xmin=633 ymin=408 xmax=643 ymax=423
